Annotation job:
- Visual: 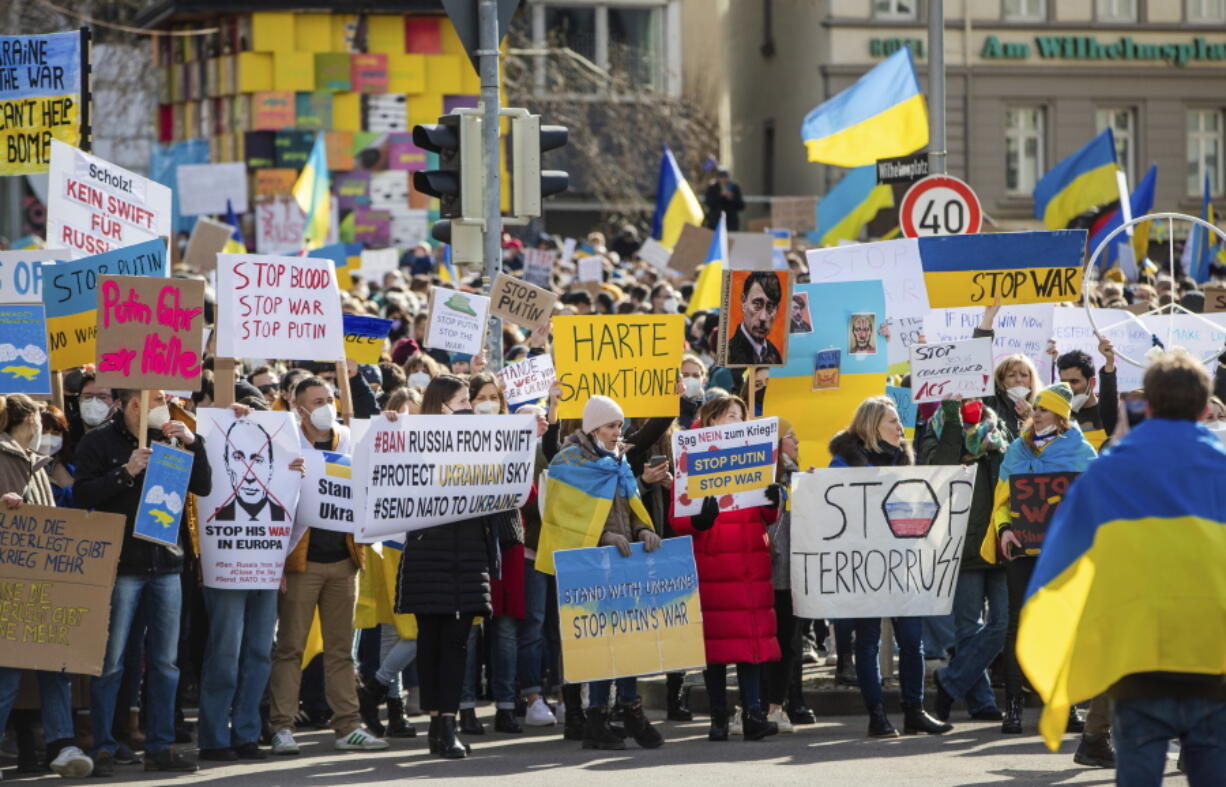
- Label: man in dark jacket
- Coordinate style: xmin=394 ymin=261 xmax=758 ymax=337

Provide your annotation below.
xmin=74 ymin=389 xmax=211 ymax=776
xmin=703 ymin=169 xmax=746 ymax=231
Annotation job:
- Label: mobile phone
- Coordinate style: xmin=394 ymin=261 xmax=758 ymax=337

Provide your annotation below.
xmin=649 ymin=455 xmax=668 ymax=467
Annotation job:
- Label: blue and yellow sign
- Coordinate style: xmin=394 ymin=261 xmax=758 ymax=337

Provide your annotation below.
xmin=0 ymin=304 xmax=51 ymax=395
xmin=0 ymin=31 xmax=83 ymax=175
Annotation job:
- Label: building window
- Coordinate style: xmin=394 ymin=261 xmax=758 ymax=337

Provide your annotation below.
xmin=1187 ymin=109 xmax=1222 ymax=196
xmin=1004 ymin=0 xmax=1045 ymax=21
xmin=1005 ymin=107 xmax=1044 ymax=195
xmin=536 ymin=3 xmax=667 ymax=91
xmin=873 ymin=0 xmax=916 ymax=20
xmin=1188 ymin=0 xmax=1226 ymax=23
xmin=606 ymin=7 xmax=661 ymax=87
xmin=1096 ymin=108 xmax=1135 ymax=186
xmin=1096 ymin=0 xmax=1137 ymax=22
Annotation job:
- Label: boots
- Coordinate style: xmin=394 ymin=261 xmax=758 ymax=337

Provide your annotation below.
xmin=903 ymin=704 xmax=953 ymax=735
xmin=741 ymin=707 xmax=779 ymax=741
xmin=665 ymin=673 xmax=693 ymax=721
xmin=427 ymin=716 xmax=440 ymax=754
xmin=1001 ymin=694 xmax=1024 ymax=734
xmin=619 ymin=700 xmax=664 ymax=749
xmin=1073 ymin=732 xmax=1116 ymax=768
xmin=1066 ymin=704 xmax=1086 ymax=734
xmin=786 ymin=685 xmax=816 ymax=725
xmin=357 ymin=673 xmax=387 ymax=738
xmin=385 ymin=696 xmax=416 ymax=738
xmin=867 ymin=704 xmax=899 ymax=738
xmin=436 ymin=715 xmax=468 ymax=760
xmin=127 ymin=709 xmax=146 ymax=750
xmin=562 ymin=684 xmax=586 ymax=741
xmin=708 ymin=709 xmax=729 ymax=741
xmin=459 ymin=708 xmax=485 ymax=735
xmin=581 ymin=707 xmax=626 ymax=750
xmin=835 ymin=654 xmax=859 ymax=686
xmin=494 ymin=709 xmax=523 ymax=734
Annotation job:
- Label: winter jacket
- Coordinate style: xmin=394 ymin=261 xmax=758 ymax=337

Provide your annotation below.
xmin=0 ymin=433 xmax=55 ymax=507
xmin=828 ymin=430 xmax=911 ymax=469
xmin=669 ymin=492 xmax=781 ymax=665
xmin=767 ymin=465 xmax=795 ymax=590
xmin=73 ymin=412 xmax=211 ymax=575
xmin=394 ymin=513 xmax=501 ymax=617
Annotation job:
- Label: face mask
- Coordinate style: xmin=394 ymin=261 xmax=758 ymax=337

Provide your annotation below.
xmin=38 ymin=434 xmax=62 ymax=456
xmin=474 ymin=400 xmax=501 ymax=415
xmin=1205 ymin=421 xmax=1226 ymax=443
xmin=309 ymin=403 xmax=337 ymax=431
xmin=1006 ymin=386 xmax=1031 ymax=402
xmin=682 ymin=376 xmax=704 ymax=399
xmin=147 ymin=405 xmax=170 ymax=430
xmin=662 ymin=298 xmax=679 ymax=313
xmin=1035 ymin=423 xmax=1057 ymax=437
xmin=80 ymin=398 xmax=111 ymax=427
xmin=1069 ymin=393 xmax=1090 ymax=412
xmin=26 ymin=425 xmax=42 ymax=451
xmin=408 ymin=372 xmax=431 ymax=389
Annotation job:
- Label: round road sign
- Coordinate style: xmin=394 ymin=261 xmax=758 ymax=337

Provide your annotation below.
xmin=900 ymin=174 xmax=982 ymax=238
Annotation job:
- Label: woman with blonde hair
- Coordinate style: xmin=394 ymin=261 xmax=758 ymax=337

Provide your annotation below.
xmin=990 ymin=354 xmax=1041 ymax=439
xmin=828 ymin=395 xmax=951 ymax=738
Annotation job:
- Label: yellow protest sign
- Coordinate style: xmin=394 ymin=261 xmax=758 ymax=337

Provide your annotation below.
xmin=0 ymin=31 xmax=83 ymax=175
xmin=553 ymin=314 xmax=684 ymax=419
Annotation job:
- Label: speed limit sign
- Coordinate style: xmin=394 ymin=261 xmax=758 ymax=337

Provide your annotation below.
xmin=899 ymin=175 xmax=982 ymax=238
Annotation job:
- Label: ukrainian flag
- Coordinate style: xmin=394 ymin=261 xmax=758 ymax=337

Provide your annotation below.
xmin=222 ymin=198 xmax=246 ymax=254
xmin=293 ymin=133 xmax=332 ymax=250
xmin=1016 ymin=418 xmax=1226 ymax=751
xmin=1189 ymin=172 xmax=1216 ymax=283
xmin=686 ymin=212 xmax=727 ymax=315
xmin=917 ymin=230 xmax=1087 ymax=308
xmin=1088 ymin=164 xmax=1157 ymax=269
xmin=1033 ymin=128 xmax=1118 ymax=230
xmin=801 ymin=47 xmax=928 ymax=167
xmin=812 ymin=165 xmax=894 ymax=246
xmin=651 ymin=146 xmax=704 ymax=249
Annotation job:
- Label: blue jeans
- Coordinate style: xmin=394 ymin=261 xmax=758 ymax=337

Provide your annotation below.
xmin=198 ymin=587 xmax=278 ymax=749
xmin=922 ymin=614 xmax=956 ymax=660
xmin=91 ymin=573 xmax=181 ymax=754
xmin=704 ymin=663 xmax=763 ymax=715
xmin=460 ymin=617 xmax=518 ymax=709
xmin=516 ymin=558 xmax=555 ymax=696
xmin=588 ymin=677 xmax=637 ymax=708
xmin=0 ymin=668 xmax=75 ymax=742
xmin=936 ymin=569 xmax=1007 ymax=713
xmin=1113 ymin=696 xmax=1226 ymax=787
xmin=853 ymin=617 xmax=924 ymax=710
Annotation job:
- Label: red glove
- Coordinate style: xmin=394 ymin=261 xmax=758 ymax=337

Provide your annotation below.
xmin=961 ymin=399 xmax=983 ymax=425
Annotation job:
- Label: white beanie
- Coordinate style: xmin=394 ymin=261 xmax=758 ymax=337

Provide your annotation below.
xmin=582 ymin=395 xmax=624 ymax=435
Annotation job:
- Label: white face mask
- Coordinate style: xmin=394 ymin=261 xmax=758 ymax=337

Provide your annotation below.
xmin=1006 ymin=385 xmax=1031 ymax=402
xmin=1035 ymin=423 xmax=1058 ymax=437
xmin=682 ymin=376 xmax=704 ymax=399
xmin=309 ymin=403 xmax=337 ymax=431
xmin=408 ymin=372 xmax=431 ymax=389
xmin=662 ymin=297 xmax=679 ymax=313
xmin=473 ymin=400 xmax=501 ymax=415
xmin=80 ymin=397 xmax=111 ymax=427
xmin=1069 ymin=392 xmax=1090 ymax=412
xmin=147 ymin=405 xmax=171 ymax=430
xmin=1204 ymin=420 xmax=1226 ymax=440
xmin=38 ymin=433 xmax=63 ymax=456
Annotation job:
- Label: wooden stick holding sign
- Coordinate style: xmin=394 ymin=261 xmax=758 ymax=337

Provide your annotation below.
xmin=138 ymin=390 xmax=149 ymax=449
xmin=336 ymin=361 xmax=355 ymax=422
xmin=746 ymin=365 xmax=758 ymax=420
xmin=51 ymin=371 xmax=64 ymax=412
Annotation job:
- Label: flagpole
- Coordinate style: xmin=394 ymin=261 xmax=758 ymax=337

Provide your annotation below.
xmin=927 ymin=0 xmax=946 ymax=175
xmin=479 ymin=0 xmax=504 ymax=368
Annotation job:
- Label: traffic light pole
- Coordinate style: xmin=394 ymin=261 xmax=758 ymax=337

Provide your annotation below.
xmin=479 ymin=0 xmax=504 ymax=368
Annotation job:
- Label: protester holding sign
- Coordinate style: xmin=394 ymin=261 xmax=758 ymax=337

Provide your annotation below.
xmin=828 ymin=396 xmax=953 ymax=739
xmin=73 ymin=389 xmax=212 ymax=775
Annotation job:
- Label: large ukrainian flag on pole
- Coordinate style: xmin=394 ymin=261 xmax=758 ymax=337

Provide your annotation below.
xmin=293 ymin=133 xmax=331 ymax=250
xmin=686 ymin=212 xmax=727 ymax=315
xmin=651 ymin=146 xmax=704 ymax=249
xmin=1017 ymin=417 xmax=1226 ymax=751
xmin=812 ymin=164 xmax=895 ymax=246
xmin=1032 ymin=128 xmax=1118 ymax=230
xmin=801 ymin=47 xmax=928 ymax=167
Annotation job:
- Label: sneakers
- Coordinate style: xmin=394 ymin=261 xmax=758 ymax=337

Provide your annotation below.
xmin=524 ymin=697 xmax=557 ymax=727
xmin=270 ymin=729 xmax=300 ymax=756
xmin=143 ymin=749 xmax=198 ymax=773
xmin=49 ymin=746 xmax=93 ymax=778
xmin=729 ymin=708 xmax=743 ymax=736
xmin=335 ymin=727 xmax=389 ymax=751
xmin=766 ymin=708 xmax=794 ymax=733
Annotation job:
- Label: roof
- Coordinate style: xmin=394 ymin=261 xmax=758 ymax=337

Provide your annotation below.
xmin=134 ymin=0 xmax=445 ymax=28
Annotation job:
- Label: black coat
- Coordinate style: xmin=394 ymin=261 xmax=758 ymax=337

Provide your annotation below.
xmin=395 ymin=514 xmax=500 ymax=616
xmin=828 ymin=430 xmax=911 ymax=468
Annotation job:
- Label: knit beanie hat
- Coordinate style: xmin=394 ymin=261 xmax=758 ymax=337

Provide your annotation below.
xmin=1035 ymin=382 xmax=1074 ymax=421
xmin=582 ymin=395 xmax=624 ymax=435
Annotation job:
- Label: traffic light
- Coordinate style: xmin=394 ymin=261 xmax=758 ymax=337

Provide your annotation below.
xmin=412 ymin=113 xmax=484 ymax=219
xmin=429 ymin=219 xmax=483 ymax=266
xmin=510 ymin=113 xmax=569 ymax=219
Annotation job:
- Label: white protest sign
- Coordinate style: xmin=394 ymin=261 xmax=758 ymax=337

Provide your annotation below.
xmin=498 ymin=354 xmax=556 ymax=405
xmin=359 ymin=248 xmax=400 ymax=279
xmin=47 ymin=140 xmax=172 ymax=259
xmin=923 ymin=304 xmax=1055 ymax=385
xmin=790 ymin=465 xmax=974 ymax=618
xmin=577 ymin=256 xmax=603 ymax=283
xmin=255 ymin=196 xmax=307 ymax=255
xmin=295 ymin=449 xmax=354 ymax=533
xmin=909 ymin=337 xmax=994 ymax=403
xmin=215 ymin=253 xmax=344 ymax=361
xmin=806 ymin=238 xmax=927 ymax=364
xmin=0 ymin=249 xmax=64 ymax=303
xmin=175 ymin=162 xmax=249 ymax=216
xmin=637 ymin=238 xmax=672 ymax=271
xmin=353 ymin=414 xmax=537 ymax=541
xmin=523 ymin=248 xmax=554 ymax=289
xmin=425 ymin=286 xmax=489 ymax=356
xmin=672 ymin=418 xmax=778 ymax=517
xmin=560 ymin=237 xmax=577 ymax=266
xmin=195 ymin=409 xmax=303 ymax=589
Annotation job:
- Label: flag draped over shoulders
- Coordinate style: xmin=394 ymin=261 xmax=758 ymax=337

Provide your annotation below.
xmin=1016 ymin=419 xmax=1226 ymax=750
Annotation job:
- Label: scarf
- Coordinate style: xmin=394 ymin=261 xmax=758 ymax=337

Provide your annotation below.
xmin=928 ymin=403 xmax=1011 ymax=461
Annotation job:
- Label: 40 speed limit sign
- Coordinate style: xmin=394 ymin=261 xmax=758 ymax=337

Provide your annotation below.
xmin=899 ymin=175 xmax=982 ymax=238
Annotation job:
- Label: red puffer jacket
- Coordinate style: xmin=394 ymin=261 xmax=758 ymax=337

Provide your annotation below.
xmin=670 ymin=501 xmax=782 ymax=665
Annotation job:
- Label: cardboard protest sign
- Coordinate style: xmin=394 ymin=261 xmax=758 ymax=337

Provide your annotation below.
xmin=719 ymin=270 xmax=791 ymax=367
xmin=498 ymin=354 xmax=556 ymax=406
xmin=522 ymin=248 xmax=554 ymax=289
xmin=424 ymin=286 xmax=489 ymax=357
xmin=917 ymin=231 xmax=1086 ymax=308
xmin=47 ymin=141 xmax=172 ymax=259
xmin=342 ymin=314 xmax=392 ymax=365
xmin=296 ymin=450 xmax=354 ymax=533
xmin=727 ymin=232 xmax=773 ymax=271
xmin=667 ymin=224 xmax=713 ymax=278
xmin=196 ymin=409 xmax=303 ymax=589
xmin=183 ymin=216 xmax=235 ymax=273
xmin=0 ymin=505 xmax=124 ymax=675
xmin=41 ymin=239 xmax=168 ymax=369
xmin=352 ymin=414 xmax=537 ymax=541
xmin=0 ymin=32 xmax=83 ymax=175
xmin=133 ymin=443 xmax=193 ymax=548
xmin=0 ymin=305 xmax=51 ymax=395
xmin=215 ymin=253 xmax=345 ymax=362
xmin=1009 ymin=472 xmax=1078 ymax=554
xmin=909 ymin=337 xmax=994 ymax=403
xmin=0 ymin=249 xmax=63 ymax=303
xmin=175 ymin=162 xmax=249 ymax=216
xmin=95 ymin=275 xmax=205 ymax=391
xmin=254 ymin=195 xmax=307 ymax=254
xmin=489 ymin=273 xmax=557 ymax=331
xmin=672 ymin=418 xmax=777 ymax=516
xmin=790 ymin=465 xmax=975 ymax=618
xmin=553 ymin=314 xmax=684 ymax=419
xmin=555 ymin=537 xmax=706 ymax=683
xmin=924 ymin=304 xmax=1055 ymax=385
xmin=771 ymin=196 xmax=818 ymax=234
xmin=1204 ymin=285 xmax=1226 ymax=314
